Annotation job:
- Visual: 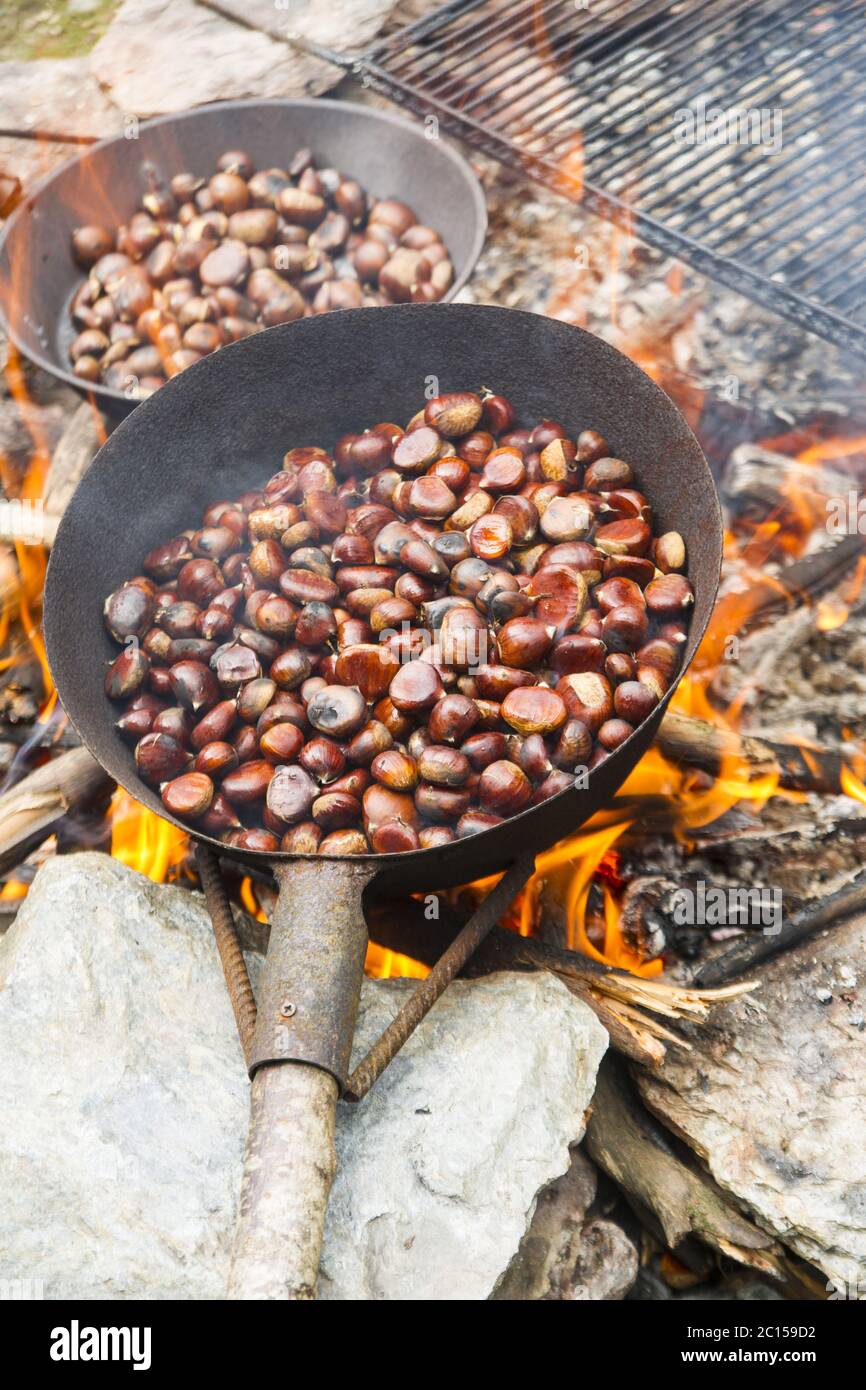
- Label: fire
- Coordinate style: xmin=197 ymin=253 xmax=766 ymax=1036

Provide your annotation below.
xmin=839 ymin=729 xmax=866 ymax=805
xmin=817 ymin=555 xmax=866 ymax=632
xmin=365 ymin=942 xmax=429 ymax=981
xmin=2 ymin=143 xmax=866 ymax=990
xmin=0 ymin=879 xmax=28 ymax=903
xmin=109 ymin=788 xmax=188 ymax=883
xmin=0 ymin=350 xmax=52 ymax=698
xmin=840 ymin=765 xmax=866 ymax=806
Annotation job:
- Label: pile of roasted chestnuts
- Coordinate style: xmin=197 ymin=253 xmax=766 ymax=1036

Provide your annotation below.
xmin=103 ymin=388 xmax=694 ymax=855
xmin=68 ymin=148 xmax=454 ymax=395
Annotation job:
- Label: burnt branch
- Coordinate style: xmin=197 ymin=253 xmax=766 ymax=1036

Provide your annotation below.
xmin=0 ymin=747 xmax=112 ymax=876
xmin=656 ymin=710 xmax=853 ymax=794
xmin=694 ymin=868 xmax=866 ymax=986
xmin=585 ymin=1055 xmax=793 ymax=1282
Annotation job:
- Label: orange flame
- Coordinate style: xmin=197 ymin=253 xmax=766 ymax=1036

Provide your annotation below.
xmin=109 ymin=788 xmax=188 ymax=882
xmin=840 ymin=765 xmax=866 ymax=805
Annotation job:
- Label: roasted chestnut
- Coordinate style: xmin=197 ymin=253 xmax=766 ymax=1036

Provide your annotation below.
xmin=68 ymin=154 xmax=454 ymax=397
xmin=109 ymin=386 xmax=689 ymax=853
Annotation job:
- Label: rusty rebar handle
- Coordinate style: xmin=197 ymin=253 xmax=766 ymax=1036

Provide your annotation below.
xmin=344 ymin=853 xmax=536 ymax=1101
xmin=200 ymin=845 xmax=536 ymax=1100
xmin=196 ymin=844 xmax=257 ymax=1067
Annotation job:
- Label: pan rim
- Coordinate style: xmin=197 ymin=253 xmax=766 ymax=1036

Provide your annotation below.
xmin=0 ymin=95 xmax=488 ymax=410
xmin=44 ymin=304 xmax=722 ymax=872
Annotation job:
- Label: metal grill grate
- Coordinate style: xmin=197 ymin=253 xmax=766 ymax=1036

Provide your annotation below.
xmin=330 ymin=0 xmax=866 ymax=356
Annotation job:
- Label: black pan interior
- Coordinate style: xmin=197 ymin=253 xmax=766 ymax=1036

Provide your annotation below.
xmin=0 ymin=98 xmax=487 ymax=417
xmin=44 ymin=305 xmax=722 ymax=894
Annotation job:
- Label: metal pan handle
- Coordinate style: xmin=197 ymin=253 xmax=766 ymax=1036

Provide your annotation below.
xmin=228 ymin=857 xmax=374 ymax=1301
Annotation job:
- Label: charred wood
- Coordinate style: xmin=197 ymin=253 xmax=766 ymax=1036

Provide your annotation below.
xmin=656 ymin=710 xmax=853 ymax=795
xmin=0 ymin=747 xmax=112 ymax=876
xmin=585 ymin=1055 xmax=792 ymax=1284
xmin=694 ymin=867 xmax=866 ymax=986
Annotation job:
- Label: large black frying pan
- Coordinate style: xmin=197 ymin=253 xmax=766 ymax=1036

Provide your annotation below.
xmin=0 ymin=98 xmax=486 ymax=419
xmin=44 ymin=304 xmax=721 ymax=1297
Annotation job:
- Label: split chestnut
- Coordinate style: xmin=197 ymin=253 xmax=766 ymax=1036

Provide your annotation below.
xmin=104 ymin=387 xmax=693 ymax=852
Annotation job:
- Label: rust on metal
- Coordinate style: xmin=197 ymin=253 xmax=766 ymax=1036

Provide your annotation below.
xmin=196 ymin=843 xmax=258 ymax=1068
xmin=201 ymin=847 xmax=537 ymax=1101
xmin=343 ymin=852 xmax=536 ymax=1101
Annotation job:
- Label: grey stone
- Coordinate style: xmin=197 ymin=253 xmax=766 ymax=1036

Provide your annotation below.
xmin=321 ymin=973 xmax=607 ymax=1301
xmin=0 ymin=59 xmax=121 ymax=140
xmin=0 ymin=853 xmax=607 ymax=1300
xmin=636 ymin=911 xmax=866 ymax=1291
xmin=569 ymin=1217 xmax=639 ymax=1301
xmin=206 ymin=0 xmax=397 ymax=51
xmin=0 ymin=854 xmax=248 ymax=1299
xmin=493 ymin=1148 xmax=638 ymax=1301
xmin=89 ymin=0 xmax=397 ymax=117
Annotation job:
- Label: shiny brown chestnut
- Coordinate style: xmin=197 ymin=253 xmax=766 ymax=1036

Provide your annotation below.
xmin=370 ymin=748 xmax=419 ymax=791
xmin=601 ymin=604 xmax=649 ymax=654
xmin=478 ymin=760 xmax=532 ymax=816
xmin=417 ymin=745 xmax=470 ymax=787
xmin=414 ymin=783 xmax=472 ymax=823
xmin=135 ymin=732 xmax=190 ymax=783
xmin=501 ymin=685 xmax=567 ymax=736
xmin=552 ymin=718 xmax=593 ymax=770
xmin=260 ymin=720 xmax=305 ymax=765
xmin=161 ymin=771 xmax=214 ymax=818
xmin=644 ymin=574 xmax=695 ymax=615
xmin=424 ymin=391 xmax=483 ymax=438
xmin=194 ymin=740 xmax=240 ymax=777
xmin=613 ymin=680 xmax=658 ymax=724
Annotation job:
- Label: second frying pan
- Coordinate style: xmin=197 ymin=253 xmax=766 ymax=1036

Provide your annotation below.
xmin=0 ymin=99 xmax=486 ymax=419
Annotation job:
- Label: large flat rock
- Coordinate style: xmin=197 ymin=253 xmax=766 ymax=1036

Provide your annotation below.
xmin=89 ymin=0 xmax=396 ymax=117
xmin=322 ymin=973 xmax=607 ymax=1300
xmin=0 ymin=854 xmax=246 ymax=1300
xmin=0 ymin=853 xmax=607 ymax=1300
xmin=0 ymin=58 xmax=121 ymax=141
